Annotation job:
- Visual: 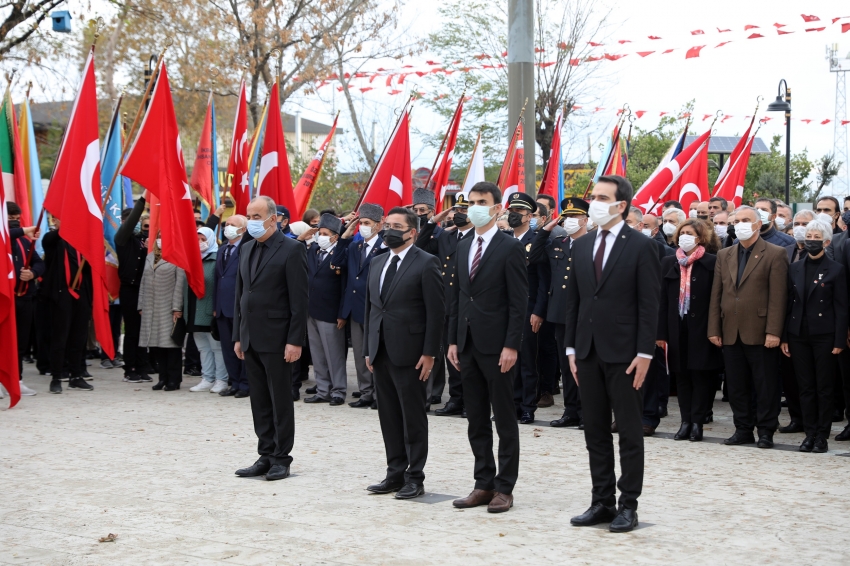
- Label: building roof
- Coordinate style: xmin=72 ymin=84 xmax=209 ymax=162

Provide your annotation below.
xmin=684 ymin=136 xmax=770 ymax=155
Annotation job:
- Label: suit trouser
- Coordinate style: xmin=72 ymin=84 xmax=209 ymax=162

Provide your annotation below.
xmin=217 ymin=316 xmax=248 ymax=392
xmin=460 ymin=334 xmax=520 ymax=494
xmin=49 ymin=293 xmax=90 ymax=378
xmin=307 ymin=316 xmax=348 ymax=399
xmin=836 ymin=350 xmax=850 ymax=419
xmin=349 ymin=320 xmax=374 ymax=401
xmin=536 ymin=320 xmax=559 ymax=395
xmin=789 ymin=332 xmax=836 ymax=439
xmin=373 ymin=341 xmax=428 ymax=483
xmin=429 ymin=325 xmax=447 ymax=399
xmin=641 ymin=346 xmax=665 ymax=428
xmin=514 ymin=313 xmax=539 ymax=413
xmin=151 ymin=347 xmax=182 ymax=385
xmin=438 ymin=319 xmax=463 ymax=405
xmin=779 ymin=352 xmax=803 ymax=423
xmin=723 ymin=340 xmax=781 ymax=434
xmin=15 ymin=296 xmax=34 ymax=379
xmin=577 ymin=343 xmax=644 ymax=511
xmin=245 ymin=346 xmax=295 ymax=467
xmin=554 ymin=323 xmax=581 ymax=418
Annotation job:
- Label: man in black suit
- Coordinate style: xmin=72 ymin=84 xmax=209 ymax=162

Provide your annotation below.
xmin=233 ymin=196 xmax=308 ymax=481
xmin=363 ymin=207 xmax=444 ymax=499
xmin=214 ymin=214 xmax=249 ymax=398
xmin=447 ymin=182 xmax=527 ymax=514
xmin=565 ymin=175 xmax=661 ymax=533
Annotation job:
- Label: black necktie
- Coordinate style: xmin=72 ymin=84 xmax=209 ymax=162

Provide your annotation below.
xmin=594 ymin=230 xmax=609 ymax=283
xmin=251 ymin=241 xmax=265 ymax=278
xmin=737 ymin=246 xmax=750 ymax=287
xmin=223 ymin=245 xmax=233 ymax=267
xmin=381 ymin=255 xmax=400 ymax=302
xmin=360 ymin=243 xmax=369 ymax=268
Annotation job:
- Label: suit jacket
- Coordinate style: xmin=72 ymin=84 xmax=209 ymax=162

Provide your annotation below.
xmin=213 ymin=239 xmax=243 ymax=319
xmin=784 ymin=242 xmax=806 ymax=264
xmin=784 ymin=255 xmax=847 ymax=348
xmin=527 ymin=227 xmax=572 ymax=324
xmin=233 ymin=230 xmax=308 ymax=353
xmin=825 ymin=228 xmax=847 ymax=260
xmin=363 ymin=245 xmax=444 ymax=367
xmin=708 ymin=236 xmax=788 ymax=345
xmin=306 ymin=239 xmax=350 ymax=323
xmin=564 ymin=224 xmax=660 ymax=364
xmin=416 ymin=221 xmax=474 ymax=306
xmin=10 ymin=228 xmax=44 ymax=298
xmin=516 ymin=229 xmax=550 ymax=316
xmin=336 ymin=234 xmax=388 ymax=324
xmin=657 ymin=253 xmax=723 ymax=372
xmin=448 ymin=229 xmax=528 ymax=354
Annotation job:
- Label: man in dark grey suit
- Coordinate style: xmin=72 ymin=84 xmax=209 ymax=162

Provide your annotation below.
xmin=363 ymin=207 xmax=445 ymax=500
xmin=233 ymin=196 xmax=308 ymax=481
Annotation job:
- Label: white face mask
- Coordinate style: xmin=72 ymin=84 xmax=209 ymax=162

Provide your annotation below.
xmin=775 ymin=217 xmax=786 ymax=230
xmin=588 ymin=200 xmax=621 ymax=226
xmin=662 ymin=222 xmax=676 ymax=236
xmin=156 ymin=238 xmax=162 ymax=249
xmin=688 ymin=209 xmax=698 ymax=219
xmin=563 ymin=217 xmax=581 ymax=235
xmin=199 ymin=240 xmax=210 ymax=253
xmin=359 ymin=225 xmax=373 ymax=240
xmin=678 ymin=234 xmax=697 ymax=252
xmin=317 ymin=235 xmax=334 ymax=250
xmin=735 ymin=222 xmax=756 ymax=241
xmin=586 ymin=219 xmax=595 ymax=231
xmin=223 ymin=225 xmax=241 ymax=241
xmin=817 ymin=212 xmax=834 ymax=225
xmin=793 ymin=225 xmax=808 ymax=242
xmin=757 ymin=209 xmax=771 ymax=224
xmin=714 ymin=225 xmax=728 ymax=239
xmin=641 ymin=228 xmax=652 ymax=237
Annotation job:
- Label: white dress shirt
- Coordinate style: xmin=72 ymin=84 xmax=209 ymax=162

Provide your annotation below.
xmin=380 ymin=243 xmax=413 ymax=290
xmin=457 ymin=226 xmax=473 ymax=240
xmin=467 ymin=223 xmax=499 ymax=273
xmin=363 ymin=234 xmax=377 ymax=257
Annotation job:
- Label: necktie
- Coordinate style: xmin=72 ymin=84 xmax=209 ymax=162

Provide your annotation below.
xmin=251 ymin=241 xmax=265 ymax=278
xmin=737 ymin=247 xmax=750 ymax=287
xmin=360 ymin=243 xmax=369 ymax=268
xmin=594 ymin=230 xmax=610 ymax=283
xmin=470 ymin=236 xmax=484 ymax=281
xmin=381 ymin=255 xmax=400 ymax=302
xmin=223 ymin=245 xmax=232 ymax=267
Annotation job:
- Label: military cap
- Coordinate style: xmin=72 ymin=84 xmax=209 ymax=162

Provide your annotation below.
xmin=559 ymin=197 xmax=590 ymax=217
xmin=413 ymin=188 xmax=436 ymax=209
xmin=275 ymin=205 xmax=291 ymax=219
xmin=506 ymin=192 xmax=537 ymax=213
xmin=358 ymin=202 xmax=383 ymax=223
xmin=454 ymin=194 xmax=470 ymax=209
xmin=318 ymin=213 xmax=342 ymax=235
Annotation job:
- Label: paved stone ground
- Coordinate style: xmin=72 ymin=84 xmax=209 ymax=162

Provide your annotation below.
xmin=3 ymin=355 xmax=850 ymax=565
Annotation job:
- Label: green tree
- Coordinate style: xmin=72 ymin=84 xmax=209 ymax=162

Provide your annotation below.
xmin=743 ymin=135 xmax=814 ymax=204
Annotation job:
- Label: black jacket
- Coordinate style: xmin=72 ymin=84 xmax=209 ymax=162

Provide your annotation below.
xmin=114 ymin=197 xmax=148 ymax=287
xmin=527 ymin=227 xmax=571 ymax=324
xmin=515 ymin=228 xmax=550 ymax=317
xmin=41 ymin=230 xmax=92 ymax=303
xmin=784 ymin=254 xmax=848 ymax=348
xmin=658 ymin=253 xmax=723 ymax=372
xmin=307 ymin=239 xmax=350 ymax=323
xmin=10 ymin=228 xmax=45 ymax=298
xmin=416 ymin=221 xmax=474 ymax=307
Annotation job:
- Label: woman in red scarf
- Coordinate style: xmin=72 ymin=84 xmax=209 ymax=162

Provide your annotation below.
xmin=657 ymin=219 xmax=723 ymax=441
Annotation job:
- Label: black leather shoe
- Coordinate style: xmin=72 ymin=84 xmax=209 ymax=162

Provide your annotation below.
xmin=435 ymin=401 xmax=464 ymax=416
xmin=371 ymin=400 xmax=378 ymax=410
xmin=163 ymin=383 xmax=180 ymax=391
xmin=673 ymin=422 xmax=691 ymax=441
xmin=835 ymin=425 xmax=850 ymax=441
xmin=152 ymin=380 xmax=167 ymax=390
xmin=425 ymin=404 xmax=431 ymax=412
xmin=704 ymin=411 xmax=714 ymax=423
xmin=757 ymin=433 xmax=774 ymax=449
xmin=461 ymin=409 xmax=467 ymax=418
xmin=779 ymin=421 xmax=804 ymax=434
xmin=570 ymin=503 xmax=617 ymax=526
xmin=813 ymin=437 xmax=828 ymax=453
xmin=799 ymin=436 xmax=815 ymax=452
xmin=519 ymin=411 xmax=535 ymax=424
xmin=305 ymin=386 xmax=318 ymax=395
xmin=49 ymin=379 xmax=62 ymax=394
xmin=395 ymin=482 xmax=425 ymax=500
xmin=234 ymin=390 xmax=250 ymax=398
xmin=833 ymin=409 xmax=843 ymax=423
xmin=353 ymin=391 xmax=362 ymax=398
xmin=429 ymin=395 xmax=442 ymax=405
xmin=659 ymin=406 xmax=668 ymax=418
xmin=349 ymin=398 xmax=372 ymax=408
xmin=303 ymin=395 xmax=329 ymax=403
xmin=329 ymin=396 xmax=345 ymax=406
xmin=68 ymin=377 xmax=93 ymax=391
xmin=291 ymin=388 xmax=300 ymax=401
xmin=219 ymin=386 xmax=238 ymax=397
xmin=550 ymin=413 xmax=581 ymax=427
xmin=235 ymin=459 xmax=271 ymax=477
xmin=689 ymin=423 xmax=703 ymax=442
xmin=366 ymin=478 xmax=404 ymax=494
xmin=724 ymin=431 xmax=755 ymax=445
xmin=609 ymin=507 xmax=639 ymax=533
xmin=265 ymin=464 xmax=290 ymax=481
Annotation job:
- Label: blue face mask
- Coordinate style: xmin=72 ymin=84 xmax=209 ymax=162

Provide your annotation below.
xmin=247 ymin=216 xmax=270 ymax=238
xmin=529 ymin=218 xmax=539 ymax=231
xmin=468 ymin=204 xmax=495 ymax=228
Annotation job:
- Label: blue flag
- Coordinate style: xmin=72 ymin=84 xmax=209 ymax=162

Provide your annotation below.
xmin=101 ymin=100 xmax=124 ymax=266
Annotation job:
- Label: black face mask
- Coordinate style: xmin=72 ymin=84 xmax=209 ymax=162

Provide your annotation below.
xmin=9 ymin=220 xmax=20 ymax=229
xmin=444 ymin=220 xmax=455 ymax=228
xmin=453 ymin=212 xmax=469 ymax=228
xmin=417 ymin=213 xmax=430 ymax=227
xmin=507 ymin=211 xmax=525 ymax=228
xmin=383 ymin=228 xmax=411 ymax=249
xmin=727 ymin=225 xmax=736 ymax=239
xmin=139 ymin=230 xmax=149 ymax=239
xmin=697 ymin=215 xmax=709 ymax=221
xmin=804 ymin=239 xmax=824 ymax=255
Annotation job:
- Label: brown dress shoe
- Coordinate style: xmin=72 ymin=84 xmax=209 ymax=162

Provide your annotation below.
xmin=538 ymin=392 xmax=554 ymax=408
xmin=487 ymin=492 xmax=513 ymax=513
xmin=642 ymin=425 xmax=655 ymax=437
xmin=453 ymin=489 xmax=495 ymax=508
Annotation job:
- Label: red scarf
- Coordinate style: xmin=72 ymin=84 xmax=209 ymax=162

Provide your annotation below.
xmin=676 ymin=245 xmax=705 ymax=317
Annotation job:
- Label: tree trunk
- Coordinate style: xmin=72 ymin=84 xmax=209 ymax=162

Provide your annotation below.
xmin=338 ymin=62 xmax=376 ymax=169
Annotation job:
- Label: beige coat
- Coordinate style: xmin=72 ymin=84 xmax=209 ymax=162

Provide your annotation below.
xmin=138 ymin=254 xmax=185 ymax=348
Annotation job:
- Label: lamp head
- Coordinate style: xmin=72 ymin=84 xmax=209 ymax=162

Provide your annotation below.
xmin=766 ymin=96 xmax=791 ymax=112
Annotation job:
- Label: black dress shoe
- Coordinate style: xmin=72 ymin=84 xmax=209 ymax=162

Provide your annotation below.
xmin=163 ymin=383 xmax=180 ymax=391
xmin=461 ymin=409 xmax=467 ymax=418
xmin=813 ymin=437 xmax=828 ymax=453
xmin=348 ymin=398 xmax=372 ymax=408
xmin=519 ymin=411 xmax=535 ymax=424
xmin=367 ymin=478 xmax=404 ymax=494
xmin=235 ymin=459 xmax=271 ymax=477
xmin=219 ymin=386 xmax=238 ymax=397
xmin=68 ymin=377 xmax=93 ymax=391
xmin=570 ymin=503 xmax=617 ymax=526
xmin=329 ymin=396 xmax=345 ymax=406
xmin=265 ymin=464 xmax=290 ymax=481
xmin=724 ymin=431 xmax=755 ymax=445
xmin=435 ymin=401 xmax=464 ymax=416
xmin=234 ymin=390 xmax=250 ymax=398
xmin=609 ymin=507 xmax=639 ymax=533
xmin=304 ymin=395 xmax=329 ymax=403
xmin=833 ymin=409 xmax=844 ymax=423
xmin=673 ymin=422 xmax=691 ymax=441
xmin=305 ymin=386 xmax=318 ymax=395
xmin=704 ymin=411 xmax=714 ymax=423
xmin=799 ymin=436 xmax=815 ymax=452
xmin=291 ymin=388 xmax=300 ymax=401
xmin=425 ymin=404 xmax=431 ymax=412
xmin=152 ymin=380 xmax=167 ymax=390
xmin=835 ymin=425 xmax=850 ymax=441
xmin=371 ymin=400 xmax=378 ymax=410
xmin=353 ymin=391 xmax=362 ymax=398
xmin=689 ymin=423 xmax=703 ymax=442
xmin=578 ymin=422 xmax=584 ymax=430
xmin=429 ymin=395 xmax=441 ymax=405
xmin=49 ymin=379 xmax=62 ymax=394
xmin=757 ymin=433 xmax=774 ymax=449
xmin=659 ymin=406 xmax=668 ymax=418
xmin=395 ymin=482 xmax=425 ymax=500
xmin=81 ymin=370 xmax=93 ymax=378
xmin=779 ymin=421 xmax=804 ymax=434
xmin=550 ymin=413 xmax=581 ymax=427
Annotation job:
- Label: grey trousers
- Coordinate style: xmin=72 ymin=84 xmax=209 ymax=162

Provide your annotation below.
xmin=307 ymin=317 xmax=348 ymax=400
xmin=349 ymin=320 xmax=374 ymax=401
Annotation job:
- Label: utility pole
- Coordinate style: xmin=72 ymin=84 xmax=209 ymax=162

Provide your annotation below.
xmin=508 ymin=0 xmax=535 ymax=196
xmin=827 ymin=44 xmax=850 ymax=196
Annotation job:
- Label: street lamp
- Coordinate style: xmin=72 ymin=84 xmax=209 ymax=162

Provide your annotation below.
xmin=766 ymin=79 xmax=791 ymax=204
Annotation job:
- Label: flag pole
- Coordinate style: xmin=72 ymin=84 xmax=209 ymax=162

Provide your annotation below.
xmin=460 ymin=129 xmax=483 ymax=191
xmin=303 ymin=109 xmax=340 ymax=212
xmin=423 ymin=92 xmax=464 ymax=191
xmin=497 ymin=97 xmax=528 ymax=188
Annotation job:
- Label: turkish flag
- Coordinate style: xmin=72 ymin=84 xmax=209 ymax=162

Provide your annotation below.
xmin=293 ymin=114 xmax=338 ymax=216
xmin=121 ymin=62 xmax=205 ymax=298
xmin=713 ymin=135 xmax=755 ymax=208
xmin=358 ymin=110 xmax=411 ymax=211
xmin=498 ymin=121 xmax=524 ymax=205
xmin=190 ymin=92 xmax=215 ymax=211
xmin=433 ymin=97 xmax=464 ymax=213
xmin=227 ymin=80 xmax=250 ymax=215
xmin=670 ymin=140 xmax=709 ymax=212
xmin=257 ymin=81 xmax=297 ymax=218
xmin=538 ymin=112 xmax=562 ymax=211
xmin=713 ymin=116 xmax=754 ymax=198
xmin=0 ymin=167 xmax=19 ymax=407
xmin=41 ymin=49 xmax=114 ymax=360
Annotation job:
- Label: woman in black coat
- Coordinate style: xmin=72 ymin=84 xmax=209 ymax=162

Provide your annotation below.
xmin=657 ymin=219 xmax=723 ymax=441
xmin=780 ymin=220 xmax=847 ymax=453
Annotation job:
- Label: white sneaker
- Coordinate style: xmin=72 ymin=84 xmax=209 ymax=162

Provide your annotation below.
xmin=189 ymin=380 xmax=214 ymax=392
xmin=19 ymin=383 xmax=37 ymax=396
xmin=210 ymin=380 xmax=228 ymax=394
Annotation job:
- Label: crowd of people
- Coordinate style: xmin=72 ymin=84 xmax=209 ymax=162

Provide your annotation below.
xmin=6 ymin=176 xmax=850 ymax=530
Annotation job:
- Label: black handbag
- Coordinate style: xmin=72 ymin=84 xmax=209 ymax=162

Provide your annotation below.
xmin=210 ymin=319 xmax=220 ymax=341
xmin=171 ymin=315 xmax=187 ymax=345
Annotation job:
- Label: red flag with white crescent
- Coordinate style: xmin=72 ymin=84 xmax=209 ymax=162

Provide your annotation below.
xmin=433 ymin=98 xmax=464 ymax=213
xmin=190 ymin=92 xmax=215 ymax=211
xmin=227 ymin=80 xmax=250 ymax=215
xmin=669 ymin=140 xmax=709 ymax=212
xmin=498 ymin=121 xmax=524 ymax=205
xmin=358 ymin=111 xmax=412 ymax=212
xmin=0 ymin=166 xmax=19 ymax=407
xmin=713 ymin=134 xmax=756 ymax=208
xmin=257 ymin=81 xmax=297 ymax=217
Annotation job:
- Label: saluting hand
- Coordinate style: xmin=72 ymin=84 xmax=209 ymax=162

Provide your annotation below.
xmin=498 ymin=347 xmax=517 ymax=373
xmin=543 ymin=217 xmax=559 ymax=232
xmin=415 ymin=355 xmax=434 ymax=381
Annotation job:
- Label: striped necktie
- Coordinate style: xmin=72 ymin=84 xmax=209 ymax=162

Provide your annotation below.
xmin=469 ymin=236 xmax=484 ymax=281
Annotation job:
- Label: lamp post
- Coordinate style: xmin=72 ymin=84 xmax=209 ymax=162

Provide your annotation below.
xmin=766 ymin=79 xmax=791 ymax=204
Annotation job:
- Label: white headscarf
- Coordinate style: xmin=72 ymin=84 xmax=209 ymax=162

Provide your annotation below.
xmin=289 ymin=221 xmax=310 ymax=236
xmin=197 ymin=226 xmax=219 ymax=258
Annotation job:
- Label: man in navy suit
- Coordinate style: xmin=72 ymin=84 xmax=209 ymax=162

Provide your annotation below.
xmin=214 ymin=214 xmax=250 ymax=398
xmin=336 ymin=203 xmax=387 ymax=409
